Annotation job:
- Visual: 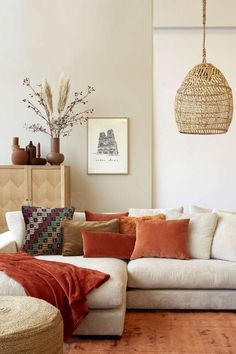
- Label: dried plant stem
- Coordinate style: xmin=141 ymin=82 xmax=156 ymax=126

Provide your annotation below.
xmin=62 ymin=86 xmax=94 ymax=118
xmin=27 ymin=83 xmax=49 ymax=118
xmin=58 ymin=75 xmax=70 ymax=114
xmin=23 ymin=76 xmax=95 ymax=138
xmin=42 ymin=79 xmax=53 ymax=114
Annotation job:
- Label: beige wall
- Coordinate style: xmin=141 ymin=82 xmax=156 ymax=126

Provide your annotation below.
xmin=153 ymin=0 xmax=236 ymax=210
xmin=0 ymin=0 xmax=153 ymax=212
xmin=154 ymin=0 xmax=236 ymax=28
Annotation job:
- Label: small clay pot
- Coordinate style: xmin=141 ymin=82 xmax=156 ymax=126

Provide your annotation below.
xmin=31 ymin=157 xmax=47 ymax=165
xmin=12 ymin=148 xmax=29 ymax=165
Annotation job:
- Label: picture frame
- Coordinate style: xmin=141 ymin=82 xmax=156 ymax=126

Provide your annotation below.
xmin=87 ymin=117 xmax=129 ymax=174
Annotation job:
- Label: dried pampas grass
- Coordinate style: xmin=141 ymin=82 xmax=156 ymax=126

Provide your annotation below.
xmin=58 ymin=73 xmax=70 ymax=114
xmin=42 ymin=79 xmax=53 ymax=114
xmin=23 ymin=74 xmax=94 ymax=138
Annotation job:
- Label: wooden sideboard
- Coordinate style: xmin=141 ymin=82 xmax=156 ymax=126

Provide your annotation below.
xmin=0 ymin=165 xmax=70 ymax=232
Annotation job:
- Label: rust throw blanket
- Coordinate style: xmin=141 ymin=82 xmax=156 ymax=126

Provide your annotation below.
xmin=0 ymin=253 xmax=110 ymax=340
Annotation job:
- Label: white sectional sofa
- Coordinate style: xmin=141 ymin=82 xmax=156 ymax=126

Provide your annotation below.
xmin=0 ymin=208 xmax=236 ymax=336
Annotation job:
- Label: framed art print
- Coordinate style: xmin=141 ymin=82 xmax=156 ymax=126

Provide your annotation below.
xmin=87 ymin=117 xmax=128 ymax=174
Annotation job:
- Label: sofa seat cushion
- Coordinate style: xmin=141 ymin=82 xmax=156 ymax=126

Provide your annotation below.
xmin=0 ymin=256 xmax=127 ymax=310
xmin=128 ymin=258 xmax=236 ymax=289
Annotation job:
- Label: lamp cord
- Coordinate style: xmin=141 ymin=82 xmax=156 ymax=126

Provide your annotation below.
xmin=202 ymin=0 xmax=207 ymax=64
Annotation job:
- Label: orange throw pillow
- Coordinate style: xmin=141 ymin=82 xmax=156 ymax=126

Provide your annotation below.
xmin=85 ymin=210 xmax=128 ymax=221
xmin=130 ymin=219 xmax=190 ymax=260
xmin=82 ymin=231 xmax=135 ymax=259
xmin=119 ymin=214 xmax=165 ymax=235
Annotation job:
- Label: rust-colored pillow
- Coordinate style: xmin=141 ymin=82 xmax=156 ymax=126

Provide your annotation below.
xmin=85 ymin=210 xmax=128 ymax=221
xmin=62 ymin=219 xmax=119 ymax=256
xmin=130 ymin=219 xmax=190 ymax=260
xmin=119 ymin=214 xmax=166 ymax=235
xmin=82 ymin=231 xmax=135 ymax=259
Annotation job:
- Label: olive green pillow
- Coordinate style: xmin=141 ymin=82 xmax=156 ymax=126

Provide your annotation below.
xmin=62 ymin=219 xmax=119 ymax=256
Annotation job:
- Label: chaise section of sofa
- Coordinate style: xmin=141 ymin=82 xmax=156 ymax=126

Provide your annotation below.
xmin=0 ymin=253 xmax=128 ymax=336
xmin=0 ymin=211 xmax=128 ymax=336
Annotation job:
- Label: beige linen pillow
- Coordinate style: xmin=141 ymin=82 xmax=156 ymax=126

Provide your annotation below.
xmin=62 ymin=219 xmax=119 ymax=256
xmin=189 ymin=205 xmax=213 ymax=214
xmin=181 ymin=213 xmax=218 ymax=259
xmin=190 ymin=205 xmax=236 ymax=216
xmin=211 ymin=214 xmax=236 ymax=262
xmin=128 ymin=207 xmax=183 ymax=220
xmin=213 ymin=208 xmax=236 ymax=215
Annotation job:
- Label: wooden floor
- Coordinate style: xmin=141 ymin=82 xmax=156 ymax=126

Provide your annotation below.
xmin=63 ymin=310 xmax=236 ymax=354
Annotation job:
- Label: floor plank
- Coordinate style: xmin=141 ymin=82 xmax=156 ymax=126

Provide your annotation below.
xmin=64 ymin=310 xmax=236 ymax=354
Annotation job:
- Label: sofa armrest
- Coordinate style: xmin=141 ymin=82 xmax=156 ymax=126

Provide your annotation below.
xmin=5 ymin=211 xmax=25 ymax=250
xmin=0 ymin=231 xmax=18 ymax=253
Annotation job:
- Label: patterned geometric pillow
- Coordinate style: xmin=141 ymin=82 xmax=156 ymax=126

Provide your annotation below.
xmin=22 ymin=206 xmax=75 ymax=256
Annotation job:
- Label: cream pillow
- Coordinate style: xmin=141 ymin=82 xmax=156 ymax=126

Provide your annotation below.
xmin=211 ymin=214 xmax=236 ymax=262
xmin=189 ymin=205 xmax=213 ymax=213
xmin=213 ymin=208 xmax=236 ymax=215
xmin=181 ymin=213 xmax=218 ymax=259
xmin=128 ymin=207 xmax=183 ymax=220
xmin=190 ymin=205 xmax=236 ymax=215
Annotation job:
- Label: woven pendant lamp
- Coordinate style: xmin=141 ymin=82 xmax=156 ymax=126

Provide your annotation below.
xmin=175 ymin=0 xmax=233 ymax=134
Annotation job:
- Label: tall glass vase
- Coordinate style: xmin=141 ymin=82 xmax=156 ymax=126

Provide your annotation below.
xmin=46 ymin=137 xmax=64 ymax=165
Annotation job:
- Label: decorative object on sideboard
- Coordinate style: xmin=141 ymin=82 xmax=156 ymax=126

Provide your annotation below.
xmin=46 ymin=137 xmax=64 ymax=166
xmin=26 ymin=141 xmax=36 ymax=164
xmin=175 ymin=0 xmax=233 ymax=134
xmin=87 ymin=118 xmax=129 ymax=174
xmin=12 ymin=137 xmax=20 ymax=151
xmin=22 ymin=74 xmax=95 ymax=165
xmin=11 ymin=148 xmax=29 ymax=165
xmin=31 ymin=142 xmax=47 ymax=165
xmin=11 ymin=137 xmax=28 ymax=165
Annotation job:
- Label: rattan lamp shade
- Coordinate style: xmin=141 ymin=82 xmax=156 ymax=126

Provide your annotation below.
xmin=175 ymin=0 xmax=233 ymax=134
xmin=175 ymin=63 xmax=233 ymax=134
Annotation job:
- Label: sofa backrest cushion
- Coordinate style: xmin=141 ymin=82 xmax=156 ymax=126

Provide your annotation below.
xmin=5 ymin=211 xmax=86 ymax=251
xmin=128 ymin=206 xmax=183 ymax=220
xmin=211 ymin=212 xmax=236 ymax=262
xmin=181 ymin=212 xmax=218 ymax=259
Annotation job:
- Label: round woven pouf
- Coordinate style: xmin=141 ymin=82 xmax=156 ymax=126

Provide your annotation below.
xmin=0 ymin=296 xmax=63 ymax=354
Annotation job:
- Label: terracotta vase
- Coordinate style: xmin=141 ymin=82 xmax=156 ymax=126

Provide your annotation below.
xmin=46 ymin=137 xmax=64 ymax=165
xmin=26 ymin=141 xmax=36 ymax=165
xmin=12 ymin=137 xmax=20 ymax=151
xmin=12 ymin=148 xmax=29 ymax=165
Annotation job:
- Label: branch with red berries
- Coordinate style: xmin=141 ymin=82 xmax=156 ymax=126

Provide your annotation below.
xmin=22 ymin=75 xmax=95 ymax=138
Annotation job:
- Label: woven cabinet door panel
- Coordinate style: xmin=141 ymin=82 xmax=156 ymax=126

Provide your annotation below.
xmin=0 ymin=166 xmax=28 ymax=232
xmin=29 ymin=166 xmax=70 ymax=209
